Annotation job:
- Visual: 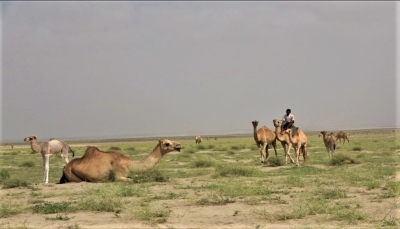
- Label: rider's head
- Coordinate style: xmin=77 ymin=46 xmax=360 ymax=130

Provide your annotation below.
xmin=286 ymin=109 xmax=291 ymax=115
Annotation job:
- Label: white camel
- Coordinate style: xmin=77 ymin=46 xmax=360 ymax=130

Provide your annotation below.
xmin=24 ymin=135 xmax=75 ymax=184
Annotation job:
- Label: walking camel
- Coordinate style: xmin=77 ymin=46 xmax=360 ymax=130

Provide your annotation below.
xmin=24 ymin=135 xmax=75 ymax=184
xmin=272 ymin=119 xmax=295 ymax=164
xmin=283 ymin=128 xmax=308 ymax=166
xmin=336 ymin=131 xmax=350 ymax=144
xmin=319 ymin=131 xmax=337 ymax=160
xmin=195 ymin=136 xmax=203 ymax=144
xmin=251 ymin=120 xmax=278 ymax=165
xmin=59 ymin=139 xmax=181 ymax=183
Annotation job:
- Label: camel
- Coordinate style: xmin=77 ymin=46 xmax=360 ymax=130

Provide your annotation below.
xmin=336 ymin=131 xmax=350 ymax=144
xmin=283 ymin=128 xmax=308 ymax=166
xmin=319 ymin=131 xmax=337 ymax=160
xmin=251 ymin=120 xmax=278 ymax=165
xmin=195 ymin=136 xmax=203 ymax=144
xmin=23 ymin=135 xmax=75 ymax=184
xmin=272 ymin=119 xmax=295 ymax=164
xmin=59 ymin=139 xmax=181 ymax=183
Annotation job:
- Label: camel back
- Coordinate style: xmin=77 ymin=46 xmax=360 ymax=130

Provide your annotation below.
xmin=290 ymin=126 xmax=299 ymax=137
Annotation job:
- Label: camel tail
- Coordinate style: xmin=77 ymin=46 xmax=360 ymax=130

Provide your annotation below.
xmin=333 ymin=143 xmax=336 ymax=151
xmin=69 ymin=147 xmax=75 ymax=157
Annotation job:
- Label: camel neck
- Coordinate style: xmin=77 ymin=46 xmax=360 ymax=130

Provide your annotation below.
xmin=129 ymin=144 xmax=163 ymax=172
xmin=30 ymin=141 xmax=42 ymax=153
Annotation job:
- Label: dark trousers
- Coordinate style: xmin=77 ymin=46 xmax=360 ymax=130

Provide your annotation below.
xmin=281 ymin=122 xmax=294 ymax=132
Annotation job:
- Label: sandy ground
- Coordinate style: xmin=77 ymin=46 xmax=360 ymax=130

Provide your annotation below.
xmin=1 ymin=170 xmax=399 ymax=229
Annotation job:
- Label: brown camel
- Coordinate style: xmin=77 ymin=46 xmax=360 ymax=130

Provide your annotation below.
xmin=284 ymin=128 xmax=308 ymax=166
xmin=272 ymin=119 xmax=295 ymax=164
xmin=319 ymin=131 xmax=337 ymax=160
xmin=24 ymin=135 xmax=75 ymax=184
xmin=251 ymin=120 xmax=278 ymax=165
xmin=59 ymin=139 xmax=181 ymax=183
xmin=336 ymin=131 xmax=350 ymax=144
xmin=195 ymin=136 xmax=203 ymax=144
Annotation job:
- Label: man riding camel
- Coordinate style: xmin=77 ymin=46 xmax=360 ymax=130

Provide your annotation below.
xmin=281 ymin=109 xmax=295 ymax=134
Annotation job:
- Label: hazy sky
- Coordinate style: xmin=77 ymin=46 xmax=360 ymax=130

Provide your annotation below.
xmin=1 ymin=1 xmax=398 ymax=143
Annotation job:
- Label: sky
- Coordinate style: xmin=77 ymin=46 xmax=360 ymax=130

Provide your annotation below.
xmin=1 ymin=1 xmax=398 ymax=143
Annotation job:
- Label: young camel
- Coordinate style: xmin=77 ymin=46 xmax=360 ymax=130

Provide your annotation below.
xmin=336 ymin=131 xmax=350 ymax=144
xmin=272 ymin=119 xmax=295 ymax=164
xmin=251 ymin=120 xmax=278 ymax=165
xmin=195 ymin=136 xmax=203 ymax=144
xmin=59 ymin=139 xmax=181 ymax=183
xmin=284 ymin=128 xmax=308 ymax=166
xmin=24 ymin=135 xmax=75 ymax=184
xmin=319 ymin=131 xmax=337 ymax=160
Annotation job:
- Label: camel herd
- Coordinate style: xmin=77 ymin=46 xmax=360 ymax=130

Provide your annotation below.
xmin=21 ymin=120 xmax=350 ymax=184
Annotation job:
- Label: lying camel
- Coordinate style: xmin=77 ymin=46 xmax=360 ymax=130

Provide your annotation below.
xmin=59 ymin=139 xmax=181 ymax=183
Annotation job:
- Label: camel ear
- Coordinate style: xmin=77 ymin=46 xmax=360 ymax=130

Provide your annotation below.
xmin=158 ymin=139 xmax=163 ymax=143
xmin=33 ymin=136 xmax=37 ymax=139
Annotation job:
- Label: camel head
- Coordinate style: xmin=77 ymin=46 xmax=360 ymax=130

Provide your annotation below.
xmin=273 ymin=119 xmax=281 ymax=127
xmin=284 ymin=129 xmax=292 ymax=135
xmin=158 ymin=139 xmax=181 ymax=155
xmin=320 ymin=131 xmax=327 ymax=136
xmin=251 ymin=120 xmax=259 ymax=128
xmin=24 ymin=135 xmax=37 ymax=143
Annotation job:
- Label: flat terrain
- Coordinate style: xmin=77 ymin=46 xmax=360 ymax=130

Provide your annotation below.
xmin=1 ymin=129 xmax=400 ymax=229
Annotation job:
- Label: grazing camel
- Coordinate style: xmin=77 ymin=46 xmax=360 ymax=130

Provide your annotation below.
xmin=195 ymin=136 xmax=203 ymax=144
xmin=24 ymin=135 xmax=75 ymax=184
xmin=336 ymin=131 xmax=350 ymax=144
xmin=59 ymin=139 xmax=181 ymax=183
xmin=251 ymin=120 xmax=278 ymax=165
xmin=272 ymin=119 xmax=295 ymax=164
xmin=284 ymin=128 xmax=308 ymax=166
xmin=319 ymin=131 xmax=336 ymax=160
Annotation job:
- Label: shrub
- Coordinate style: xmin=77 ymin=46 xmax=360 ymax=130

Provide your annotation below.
xmin=129 ymin=169 xmax=169 ymax=183
xmin=0 ymin=169 xmax=10 ymax=183
xmin=267 ymin=156 xmax=284 ymax=167
xmin=20 ymin=160 xmax=35 ymax=167
xmin=32 ymin=202 xmax=71 ymax=214
xmin=329 ymin=153 xmax=360 ymax=166
xmin=125 ymin=146 xmax=136 ymax=152
xmin=190 ymin=159 xmax=213 ymax=168
xmin=2 ymin=179 xmax=30 ymax=189
xmin=108 ymin=146 xmax=121 ymax=151
xmin=214 ymin=164 xmax=257 ymax=177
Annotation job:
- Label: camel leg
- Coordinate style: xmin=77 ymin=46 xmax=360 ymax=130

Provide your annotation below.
xmin=261 ymin=143 xmax=268 ymax=165
xmin=283 ymin=143 xmax=295 ymax=164
xmin=302 ymin=145 xmax=307 ymax=165
xmin=264 ymin=144 xmax=270 ymax=165
xmin=272 ymin=140 xmax=278 ymax=157
xmin=42 ymin=154 xmax=50 ymax=184
xmin=294 ymin=145 xmax=300 ymax=166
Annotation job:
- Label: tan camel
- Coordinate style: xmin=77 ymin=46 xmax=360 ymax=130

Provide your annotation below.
xmin=24 ymin=135 xmax=75 ymax=184
xmin=195 ymin=136 xmax=203 ymax=144
xmin=284 ymin=128 xmax=308 ymax=166
xmin=272 ymin=119 xmax=295 ymax=164
xmin=59 ymin=139 xmax=181 ymax=183
xmin=251 ymin=120 xmax=278 ymax=165
xmin=319 ymin=131 xmax=337 ymax=160
xmin=336 ymin=131 xmax=350 ymax=144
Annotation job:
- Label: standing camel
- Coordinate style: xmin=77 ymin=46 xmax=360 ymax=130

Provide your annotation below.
xmin=24 ymin=135 xmax=75 ymax=184
xmin=283 ymin=128 xmax=308 ymax=166
xmin=272 ymin=119 xmax=295 ymax=164
xmin=59 ymin=139 xmax=181 ymax=183
xmin=195 ymin=136 xmax=203 ymax=144
xmin=251 ymin=120 xmax=278 ymax=165
xmin=336 ymin=131 xmax=350 ymax=144
xmin=319 ymin=131 xmax=336 ymax=160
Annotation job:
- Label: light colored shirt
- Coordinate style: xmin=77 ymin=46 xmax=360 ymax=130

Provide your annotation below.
xmin=282 ymin=114 xmax=295 ymax=124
